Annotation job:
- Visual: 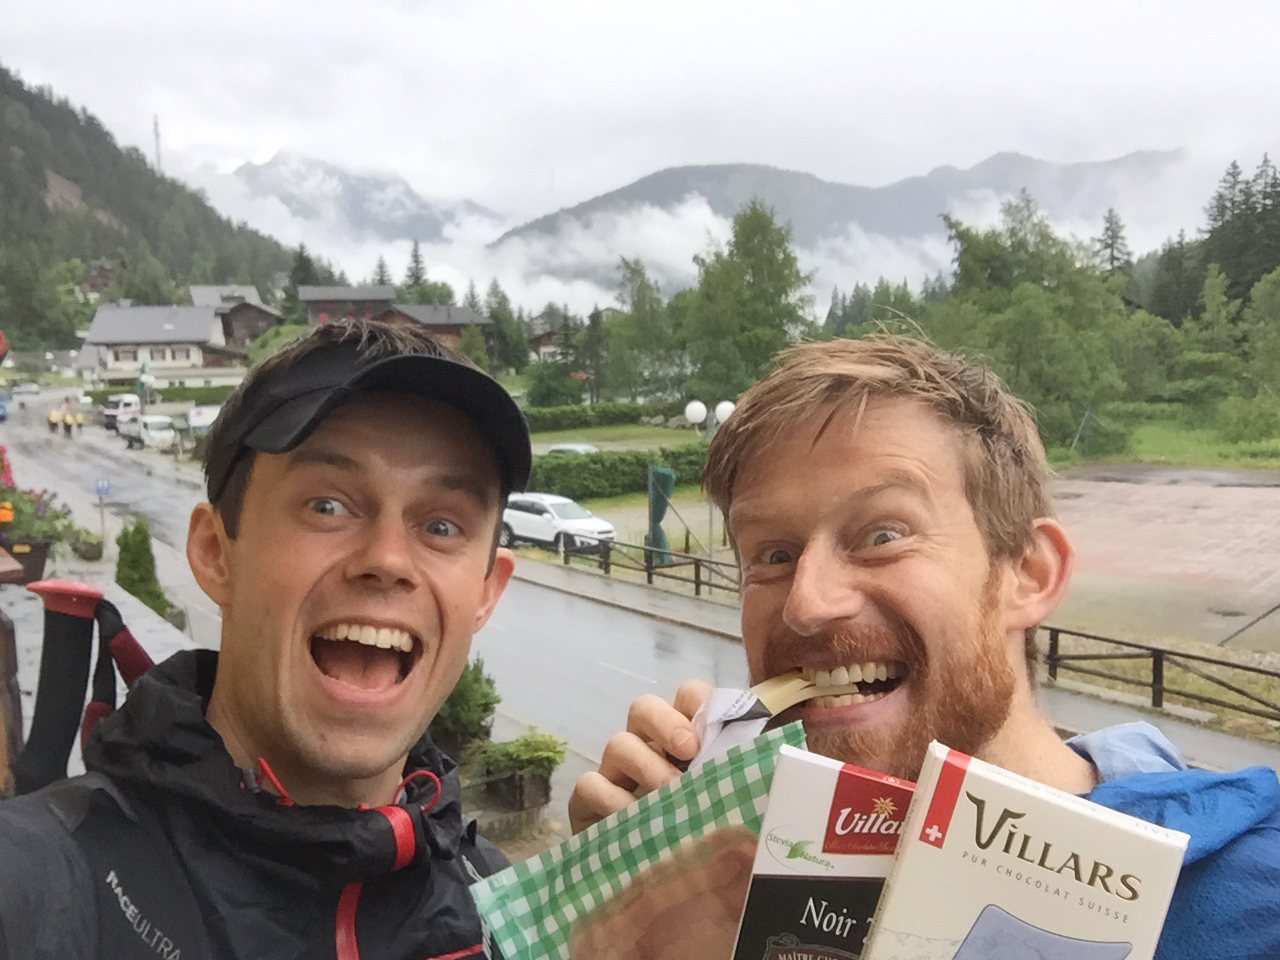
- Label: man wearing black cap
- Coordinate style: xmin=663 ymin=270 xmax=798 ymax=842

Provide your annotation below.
xmin=0 ymin=317 xmax=530 ymax=958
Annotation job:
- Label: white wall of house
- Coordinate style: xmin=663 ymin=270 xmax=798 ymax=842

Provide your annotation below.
xmin=103 ymin=342 xmax=207 ymax=373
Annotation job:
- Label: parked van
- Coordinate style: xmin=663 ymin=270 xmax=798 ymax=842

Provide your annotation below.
xmin=102 ymin=393 xmax=142 ymax=431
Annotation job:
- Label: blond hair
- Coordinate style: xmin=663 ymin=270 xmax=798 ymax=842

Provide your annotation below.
xmin=705 ymin=335 xmax=1052 ymax=561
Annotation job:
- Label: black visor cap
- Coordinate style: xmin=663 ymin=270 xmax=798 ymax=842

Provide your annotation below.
xmin=205 ymin=345 xmax=531 ymax=504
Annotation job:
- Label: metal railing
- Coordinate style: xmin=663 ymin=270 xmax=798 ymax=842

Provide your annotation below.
xmin=1044 ymin=626 xmax=1280 ymax=723
xmin=558 ymin=534 xmax=740 ymax=597
xmin=544 ymin=540 xmax=1280 ymax=726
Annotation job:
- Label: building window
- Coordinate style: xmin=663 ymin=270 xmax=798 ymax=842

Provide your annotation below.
xmin=114 ymin=348 xmax=137 ymax=363
xmin=171 ymin=347 xmax=190 ymax=361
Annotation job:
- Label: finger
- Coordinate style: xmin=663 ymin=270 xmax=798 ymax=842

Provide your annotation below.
xmin=599 ymin=731 xmax=687 ymax=795
xmin=672 ymin=679 xmax=713 ymax=722
xmin=627 ymin=694 xmax=700 ymax=762
xmin=568 ymin=771 xmax=644 ymax=834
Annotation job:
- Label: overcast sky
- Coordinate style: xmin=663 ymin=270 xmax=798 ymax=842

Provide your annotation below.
xmin=5 ymin=1 xmax=1279 ymax=307
xmin=7 ymin=0 xmax=1279 ymax=217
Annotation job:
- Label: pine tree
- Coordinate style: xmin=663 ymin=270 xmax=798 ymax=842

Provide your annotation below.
xmin=1094 ymin=208 xmax=1133 ymax=276
xmin=457 ymin=324 xmax=490 ymax=370
xmin=404 ymin=240 xmax=426 ymax=288
xmin=373 ymin=256 xmax=391 ymax=285
xmin=114 ymin=517 xmax=170 ymax=617
xmin=462 ymin=279 xmax=483 ymax=313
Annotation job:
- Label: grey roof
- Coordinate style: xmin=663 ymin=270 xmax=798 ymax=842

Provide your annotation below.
xmin=219 ymin=300 xmax=283 ymax=319
xmin=74 ymin=344 xmax=108 ymax=371
xmin=84 ymin=304 xmax=222 ymax=346
xmin=382 ymin=304 xmax=490 ymax=327
xmin=189 ymin=285 xmax=263 ymax=307
xmin=298 ymin=285 xmax=397 ymax=302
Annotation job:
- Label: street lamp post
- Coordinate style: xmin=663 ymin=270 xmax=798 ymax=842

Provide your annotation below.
xmin=684 ymin=398 xmax=736 ymax=559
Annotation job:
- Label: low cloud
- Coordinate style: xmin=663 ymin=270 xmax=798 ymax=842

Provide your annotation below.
xmin=178 ymin=147 xmax=1238 ymax=320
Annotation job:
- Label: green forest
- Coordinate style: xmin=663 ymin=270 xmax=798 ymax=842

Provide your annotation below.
xmin=0 ymin=62 xmax=297 ymax=349
xmin=515 ymin=157 xmax=1280 ymax=460
xmin=2 ymin=57 xmax=1278 ymax=462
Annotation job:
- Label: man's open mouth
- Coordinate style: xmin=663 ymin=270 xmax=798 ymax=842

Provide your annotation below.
xmin=309 ymin=623 xmax=423 ymax=691
xmin=799 ymin=661 xmax=906 ymax=706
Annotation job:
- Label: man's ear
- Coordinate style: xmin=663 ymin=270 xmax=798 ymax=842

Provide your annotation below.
xmin=187 ymin=503 xmax=233 ymax=609
xmin=1002 ymin=518 xmax=1073 ymax=633
xmin=473 ymin=547 xmax=515 ymax=633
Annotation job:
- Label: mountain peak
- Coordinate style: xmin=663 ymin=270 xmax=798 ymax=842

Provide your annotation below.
xmin=234 ymin=152 xmax=501 ymax=244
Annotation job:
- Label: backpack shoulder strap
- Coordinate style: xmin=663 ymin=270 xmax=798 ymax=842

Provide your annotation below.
xmin=44 ymin=775 xmax=213 ymax=960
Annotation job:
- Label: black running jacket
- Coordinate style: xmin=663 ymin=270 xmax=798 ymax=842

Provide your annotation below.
xmin=0 ymin=650 xmax=506 ymax=959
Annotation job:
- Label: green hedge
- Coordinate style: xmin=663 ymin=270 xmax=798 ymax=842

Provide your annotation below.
xmin=523 ymin=402 xmax=644 ymax=432
xmin=87 ymin=384 xmax=236 ymax=406
xmin=527 ymin=444 xmax=708 ymax=500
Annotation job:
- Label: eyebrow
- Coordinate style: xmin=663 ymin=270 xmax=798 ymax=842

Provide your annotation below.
xmin=730 ymin=467 xmax=935 ymax=532
xmin=284 ymin=448 xmax=497 ymax=512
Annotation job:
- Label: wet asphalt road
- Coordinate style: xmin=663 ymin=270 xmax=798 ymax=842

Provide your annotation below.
xmin=5 ymin=407 xmax=201 ymax=550
xmin=3 ymin=397 xmax=745 ymax=761
xmin=474 ymin=578 xmax=748 ymax=761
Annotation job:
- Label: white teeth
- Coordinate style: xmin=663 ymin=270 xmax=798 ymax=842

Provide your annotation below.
xmin=803 ymin=661 xmax=903 ymax=688
xmin=319 ymin=624 xmax=413 ymax=653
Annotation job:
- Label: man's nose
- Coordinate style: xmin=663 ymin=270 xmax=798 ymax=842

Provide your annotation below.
xmin=347 ymin=516 xmax=419 ymax=589
xmin=781 ymin=543 xmax=866 ymax=637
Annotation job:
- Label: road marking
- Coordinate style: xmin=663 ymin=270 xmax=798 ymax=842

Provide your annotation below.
xmin=594 ymin=661 xmax=657 ymax=685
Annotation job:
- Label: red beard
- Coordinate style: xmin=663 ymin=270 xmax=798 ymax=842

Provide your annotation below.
xmin=767 ymin=572 xmax=1016 ymax=781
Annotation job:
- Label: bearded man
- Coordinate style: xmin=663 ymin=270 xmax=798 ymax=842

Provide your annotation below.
xmin=568 ymin=336 xmax=1280 ymax=960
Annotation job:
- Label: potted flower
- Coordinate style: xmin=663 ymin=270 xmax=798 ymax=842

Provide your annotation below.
xmin=480 ymin=730 xmax=567 ymax=811
xmin=69 ymin=528 xmax=105 ymax=562
xmin=0 ymin=488 xmax=75 ymax=583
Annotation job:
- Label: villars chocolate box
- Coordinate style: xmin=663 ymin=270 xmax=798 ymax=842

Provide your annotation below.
xmin=731 ymin=745 xmax=915 ymax=960
xmin=860 ymin=741 xmax=1190 ymax=960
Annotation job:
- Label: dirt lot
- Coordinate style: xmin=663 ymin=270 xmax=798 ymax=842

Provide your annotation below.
xmin=587 ymin=465 xmax=1280 ymax=655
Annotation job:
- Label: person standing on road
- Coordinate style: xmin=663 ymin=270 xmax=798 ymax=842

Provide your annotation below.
xmin=0 ymin=316 xmax=532 ymax=958
xmin=568 ymin=336 xmax=1280 ymax=960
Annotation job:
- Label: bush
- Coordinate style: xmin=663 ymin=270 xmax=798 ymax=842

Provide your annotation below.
xmin=88 ymin=385 xmax=236 ymax=407
xmin=522 ymin=402 xmax=646 ymax=433
xmin=1216 ymin=395 xmax=1280 ymax=444
xmin=527 ymin=444 xmax=709 ymax=501
xmin=428 ymin=657 xmax=501 ymax=751
xmin=115 ymin=517 xmax=170 ymax=617
xmin=481 ymin=730 xmax=567 ymax=778
xmin=525 ymin=360 xmax=584 ymax=407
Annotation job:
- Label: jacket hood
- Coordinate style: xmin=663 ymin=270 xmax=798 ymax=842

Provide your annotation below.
xmin=1072 ymin=721 xmax=1280 ymax=865
xmin=82 ymin=649 xmax=468 ymax=884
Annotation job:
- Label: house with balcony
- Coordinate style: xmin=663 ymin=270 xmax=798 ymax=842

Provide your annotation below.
xmin=299 ymin=285 xmax=397 ymax=327
xmin=81 ymin=302 xmax=249 ymax=388
xmin=189 ymin=285 xmax=283 ymax=347
xmin=372 ymin=304 xmax=489 ymax=351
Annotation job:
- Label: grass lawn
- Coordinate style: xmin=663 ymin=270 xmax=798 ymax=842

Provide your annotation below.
xmin=529 ymin=424 xmax=702 ymax=450
xmin=1119 ymin=424 xmax=1280 ymax=470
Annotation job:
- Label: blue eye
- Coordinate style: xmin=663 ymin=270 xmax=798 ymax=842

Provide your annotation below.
xmin=868 ymin=529 xmax=902 ymax=547
xmin=308 ymin=498 xmax=346 ymax=517
xmin=425 ymin=519 xmax=461 ymax=537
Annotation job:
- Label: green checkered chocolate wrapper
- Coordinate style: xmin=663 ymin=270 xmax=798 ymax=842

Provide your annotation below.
xmin=470 ymin=722 xmax=806 ymax=959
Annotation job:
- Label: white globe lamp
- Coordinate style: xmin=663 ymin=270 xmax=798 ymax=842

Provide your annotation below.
xmin=683 ymin=399 xmax=707 ymax=427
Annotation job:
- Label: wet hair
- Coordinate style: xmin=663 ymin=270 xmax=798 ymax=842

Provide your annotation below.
xmin=704 ymin=335 xmax=1053 ymax=675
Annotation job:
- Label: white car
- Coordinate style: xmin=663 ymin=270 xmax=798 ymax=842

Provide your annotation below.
xmin=11 ymin=383 xmax=41 ymax=396
xmin=501 ymin=493 xmax=616 ymax=552
xmin=118 ymin=414 xmax=176 ymax=450
xmin=546 ymin=442 xmax=600 ymax=455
